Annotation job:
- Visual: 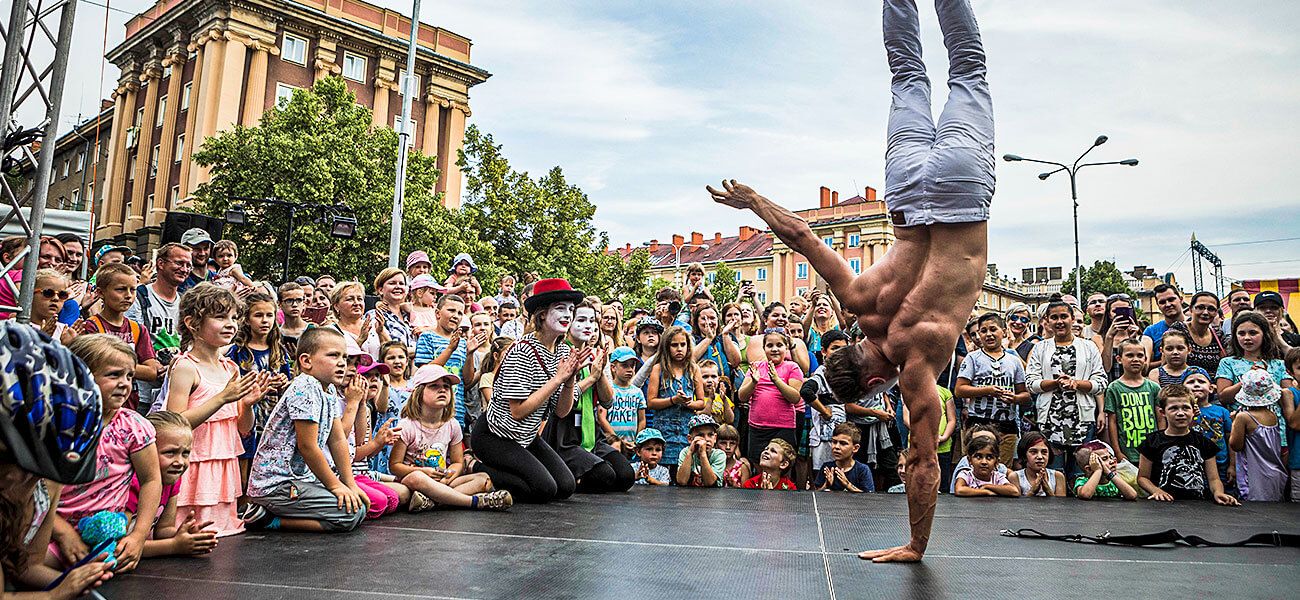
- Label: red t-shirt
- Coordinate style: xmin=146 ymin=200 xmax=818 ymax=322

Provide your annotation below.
xmin=742 ymin=474 xmax=798 ymax=490
xmin=83 ymin=316 xmax=156 ymax=410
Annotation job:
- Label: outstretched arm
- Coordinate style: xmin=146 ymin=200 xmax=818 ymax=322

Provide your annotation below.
xmin=709 ymin=180 xmax=857 ymax=298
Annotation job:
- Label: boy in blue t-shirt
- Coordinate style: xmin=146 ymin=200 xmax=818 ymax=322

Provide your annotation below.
xmin=601 ymin=347 xmax=646 ymax=455
xmin=413 ymin=295 xmax=469 ymax=426
xmin=813 ymin=423 xmax=875 ymax=492
xmin=1185 ymin=367 xmax=1234 ymax=491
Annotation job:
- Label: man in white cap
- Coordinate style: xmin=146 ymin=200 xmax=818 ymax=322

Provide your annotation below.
xmin=179 ymin=227 xmax=215 ymax=293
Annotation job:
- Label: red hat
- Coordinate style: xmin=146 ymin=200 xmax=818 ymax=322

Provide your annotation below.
xmin=524 ymin=278 xmax=585 ymax=314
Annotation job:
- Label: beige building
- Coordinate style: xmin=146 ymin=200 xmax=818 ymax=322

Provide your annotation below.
xmin=97 ymin=0 xmax=489 ymax=244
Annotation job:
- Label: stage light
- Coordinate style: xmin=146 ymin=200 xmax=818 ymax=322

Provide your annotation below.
xmin=224 ymin=205 xmax=247 ymax=225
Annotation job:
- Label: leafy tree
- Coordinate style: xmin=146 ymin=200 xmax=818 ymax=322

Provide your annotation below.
xmin=191 ymin=77 xmax=491 ymax=283
xmin=625 ymin=277 xmax=674 ymax=312
xmin=710 ymin=262 xmax=740 ymax=305
xmin=1063 ymin=260 xmax=1132 ymax=301
xmin=458 ymin=125 xmax=643 ymax=299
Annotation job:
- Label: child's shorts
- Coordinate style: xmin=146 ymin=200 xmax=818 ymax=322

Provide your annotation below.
xmin=249 ymin=481 xmax=365 ymax=532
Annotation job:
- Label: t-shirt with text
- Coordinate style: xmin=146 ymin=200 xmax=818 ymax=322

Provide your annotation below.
xmin=607 ymin=384 xmax=646 ymax=440
xmin=957 ymin=349 xmax=1026 ymax=422
xmin=1103 ymin=379 xmax=1161 ymax=463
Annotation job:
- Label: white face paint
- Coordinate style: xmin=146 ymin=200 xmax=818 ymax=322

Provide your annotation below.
xmin=569 ymin=306 xmax=597 ymax=343
xmin=544 ymin=302 xmax=575 ymax=336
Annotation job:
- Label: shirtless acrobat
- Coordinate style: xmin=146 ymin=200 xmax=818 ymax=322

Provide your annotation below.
xmin=708 ymin=0 xmax=994 ymax=562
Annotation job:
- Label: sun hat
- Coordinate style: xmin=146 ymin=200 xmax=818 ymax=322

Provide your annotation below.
xmin=609 ymin=346 xmax=640 ymax=364
xmin=1235 ymin=369 xmax=1281 ymax=408
xmin=448 ymin=252 xmax=478 ymax=275
xmin=405 ymin=251 xmax=432 ymax=270
xmin=410 ymin=363 xmax=462 ymax=387
xmin=523 ymin=278 xmax=585 ymax=314
xmin=409 ymin=274 xmax=446 ymax=292
xmin=635 ymin=428 xmax=666 ymax=446
xmin=357 ymin=361 xmax=390 ymax=377
xmin=687 ymin=414 xmax=719 ymax=433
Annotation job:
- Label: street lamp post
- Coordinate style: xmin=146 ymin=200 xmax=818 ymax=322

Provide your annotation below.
xmin=641 ymin=241 xmax=710 ymax=289
xmin=224 ymin=196 xmax=357 ymax=283
xmin=1003 ymin=135 xmax=1138 ymax=302
xmin=388 ymin=0 xmax=422 ymax=269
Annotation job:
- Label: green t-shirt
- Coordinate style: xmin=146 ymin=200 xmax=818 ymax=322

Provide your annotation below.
xmin=1073 ymin=475 xmax=1120 ymax=498
xmin=937 ymin=386 xmax=954 ymax=454
xmin=1104 ymin=379 xmax=1161 ymax=463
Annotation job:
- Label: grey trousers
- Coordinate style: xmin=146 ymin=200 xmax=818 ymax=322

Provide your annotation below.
xmin=883 ymin=0 xmax=995 ymax=227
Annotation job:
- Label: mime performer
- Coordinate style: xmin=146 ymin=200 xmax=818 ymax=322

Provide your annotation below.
xmin=708 ymin=0 xmax=994 ymax=563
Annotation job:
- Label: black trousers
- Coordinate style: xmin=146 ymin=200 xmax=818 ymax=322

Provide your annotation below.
xmin=576 ymin=448 xmax=636 ymax=494
xmin=747 ymin=425 xmax=797 ymax=466
xmin=470 ymin=417 xmax=576 ymax=504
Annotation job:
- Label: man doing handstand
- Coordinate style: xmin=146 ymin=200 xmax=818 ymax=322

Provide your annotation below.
xmin=708 ymin=0 xmax=993 ymax=563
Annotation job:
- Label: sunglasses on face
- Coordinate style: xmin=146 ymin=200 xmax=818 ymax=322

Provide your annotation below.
xmin=38 ymin=288 xmax=70 ymax=300
xmin=1107 ymin=293 xmax=1132 ymax=302
xmin=1008 ymin=315 xmax=1030 ymax=323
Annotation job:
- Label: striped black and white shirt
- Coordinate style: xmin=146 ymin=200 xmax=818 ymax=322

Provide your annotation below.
xmin=486 ymin=334 xmax=571 ymax=445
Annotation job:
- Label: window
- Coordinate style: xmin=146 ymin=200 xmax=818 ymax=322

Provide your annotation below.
xmin=128 ymin=155 xmax=136 ymax=180
xmin=156 ymin=95 xmax=167 ymax=127
xmin=796 ymin=262 xmax=808 ymax=280
xmin=850 ymin=258 xmax=861 ymax=274
xmin=281 ymin=33 xmax=307 ymax=65
xmin=93 ymin=140 xmax=100 ymax=163
xmin=70 ymin=189 xmax=81 ymax=211
xmin=757 ymin=292 xmax=767 ymax=304
xmin=146 ymin=194 xmax=154 ymax=213
xmin=734 ymin=271 xmax=742 ymax=282
xmin=163 ymin=65 xmax=172 ymax=79
xmin=61 ymin=159 xmax=70 ymax=179
xmin=275 ymin=83 xmax=297 ymax=107
xmin=392 ymin=115 xmax=417 ymax=146
xmin=170 ymin=186 xmax=180 ymax=208
xmin=756 ymin=267 xmax=768 ymax=281
xmin=398 ymin=69 xmax=420 ymax=97
xmin=174 ymin=134 xmax=184 ymax=162
xmin=150 ymin=145 xmax=160 ymax=177
xmin=342 ymin=53 xmax=367 ymax=82
xmin=181 ymin=83 xmax=191 ymax=111
xmin=706 ymin=272 xmax=716 ymax=285
xmin=848 ymin=233 xmax=860 ymax=248
xmin=75 ymin=150 xmax=85 ymax=173
xmin=823 ymin=236 xmax=834 ymax=247
xmin=135 ymin=107 xmax=143 ymax=127
xmin=796 ymin=287 xmax=808 ymax=297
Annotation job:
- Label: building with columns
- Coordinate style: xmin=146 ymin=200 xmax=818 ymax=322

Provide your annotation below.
xmin=97 ymin=0 xmax=489 ymax=245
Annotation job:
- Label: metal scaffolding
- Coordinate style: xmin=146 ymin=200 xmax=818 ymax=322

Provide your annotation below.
xmin=0 ymin=0 xmax=78 ymax=322
xmin=1190 ymin=234 xmax=1225 ymax=297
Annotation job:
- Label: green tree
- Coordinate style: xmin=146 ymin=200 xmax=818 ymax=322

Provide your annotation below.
xmin=458 ymin=125 xmax=643 ymax=298
xmin=191 ymin=76 xmax=491 ymax=283
xmin=625 ymin=276 xmax=674 ymax=312
xmin=1064 ymin=260 xmax=1132 ymax=301
xmin=710 ymin=262 xmax=740 ymax=305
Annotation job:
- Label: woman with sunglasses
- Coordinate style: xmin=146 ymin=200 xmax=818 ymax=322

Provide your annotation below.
xmin=1003 ymin=303 xmax=1039 ymax=363
xmin=0 ymin=236 xmax=70 ymax=320
xmin=1186 ymin=292 xmax=1228 ymax=376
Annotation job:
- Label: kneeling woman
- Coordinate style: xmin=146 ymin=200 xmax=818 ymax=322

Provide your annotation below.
xmin=543 ymin=301 xmax=635 ymax=493
xmin=471 ymin=279 xmax=590 ymax=503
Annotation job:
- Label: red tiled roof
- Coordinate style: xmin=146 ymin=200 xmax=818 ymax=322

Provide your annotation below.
xmin=618 ymin=232 xmax=773 ymax=267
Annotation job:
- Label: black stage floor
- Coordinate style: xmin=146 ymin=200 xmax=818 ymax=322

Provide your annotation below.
xmin=103 ymin=487 xmax=1300 ymax=599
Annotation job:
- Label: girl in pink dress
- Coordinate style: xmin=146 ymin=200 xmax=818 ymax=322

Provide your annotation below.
xmin=165 ymin=283 xmax=268 ymax=537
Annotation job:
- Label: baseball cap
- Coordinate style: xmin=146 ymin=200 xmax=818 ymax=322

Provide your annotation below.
xmin=635 ymin=428 xmax=666 ymax=446
xmin=410 ymin=363 xmax=461 ymax=387
xmin=92 ymin=244 xmax=132 ymax=266
xmin=357 ymin=361 xmax=390 ymax=377
xmin=180 ymin=227 xmax=213 ymax=247
xmin=687 ymin=414 xmax=719 ymax=433
xmin=1253 ymin=291 xmax=1284 ymax=308
xmin=609 ymin=346 xmax=639 ymax=364
xmin=635 ymin=315 xmax=665 ymax=334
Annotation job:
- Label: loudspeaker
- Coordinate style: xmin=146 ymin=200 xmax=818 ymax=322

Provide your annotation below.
xmin=161 ymin=212 xmax=225 ymax=245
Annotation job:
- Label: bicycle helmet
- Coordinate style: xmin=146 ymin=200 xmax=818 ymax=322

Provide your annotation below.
xmin=0 ymin=322 xmax=102 ymax=484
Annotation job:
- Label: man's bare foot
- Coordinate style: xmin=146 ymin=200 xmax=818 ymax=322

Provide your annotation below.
xmin=857 ymin=543 xmax=925 ymax=563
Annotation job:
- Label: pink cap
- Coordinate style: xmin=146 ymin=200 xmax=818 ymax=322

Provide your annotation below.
xmin=410 ymin=363 xmax=461 ymax=387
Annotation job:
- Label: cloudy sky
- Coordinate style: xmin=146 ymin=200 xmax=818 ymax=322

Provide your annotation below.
xmin=60 ymin=0 xmax=1300 ymax=285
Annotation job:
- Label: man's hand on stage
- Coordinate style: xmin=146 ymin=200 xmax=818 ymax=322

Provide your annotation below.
xmin=707 ymin=180 xmax=764 ymax=211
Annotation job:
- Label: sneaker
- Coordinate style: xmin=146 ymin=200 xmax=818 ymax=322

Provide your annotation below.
xmin=474 ymin=490 xmax=513 ymax=511
xmin=239 ymin=503 xmax=273 ymax=529
xmin=409 ymin=491 xmax=435 ymax=513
